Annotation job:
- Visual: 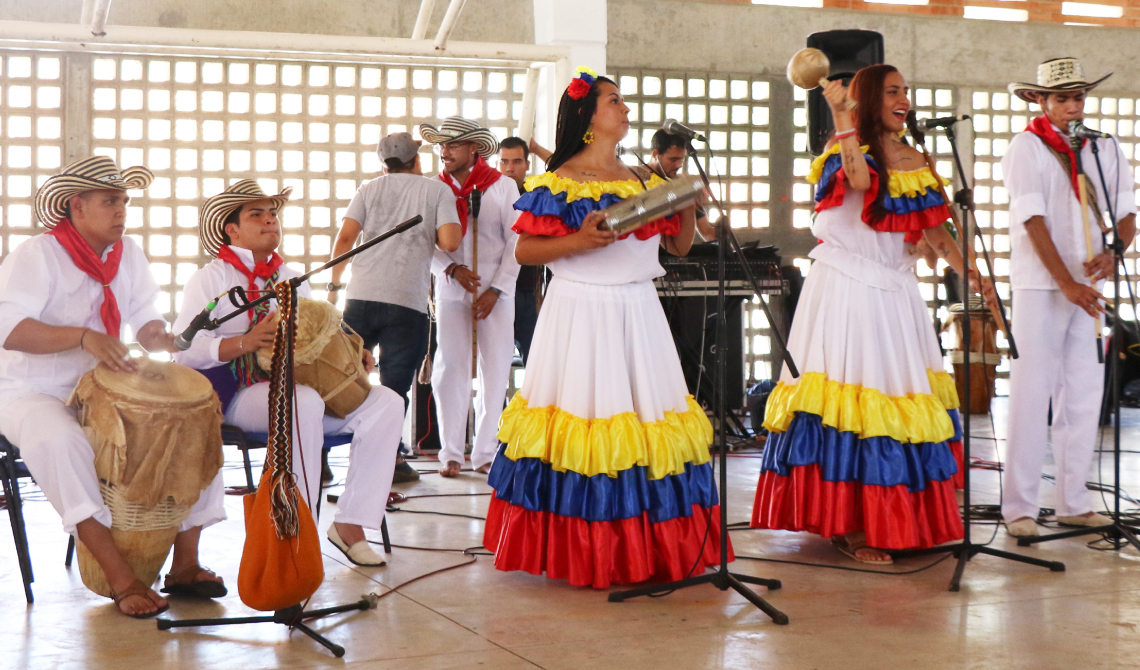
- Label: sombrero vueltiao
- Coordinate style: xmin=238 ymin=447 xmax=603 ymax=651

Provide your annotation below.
xmin=1008 ymin=57 xmax=1112 ymax=103
xmin=418 ymin=117 xmax=499 ymax=158
xmin=199 ymin=179 xmax=293 ymax=257
xmin=34 ymin=156 xmax=154 ymax=229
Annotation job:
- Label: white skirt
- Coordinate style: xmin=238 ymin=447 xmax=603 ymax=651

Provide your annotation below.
xmin=520 ymin=276 xmax=692 ymax=422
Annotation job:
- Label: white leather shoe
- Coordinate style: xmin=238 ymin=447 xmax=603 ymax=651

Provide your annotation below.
xmin=327 ymin=524 xmax=386 ymax=567
xmin=1006 ymin=518 xmax=1040 ymax=538
xmin=1057 ymin=512 xmax=1112 ymax=527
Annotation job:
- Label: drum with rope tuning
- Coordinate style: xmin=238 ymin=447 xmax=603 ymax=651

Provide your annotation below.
xmin=947 ymin=298 xmax=1001 ymax=415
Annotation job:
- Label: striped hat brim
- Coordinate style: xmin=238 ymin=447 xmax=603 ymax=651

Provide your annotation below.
xmin=419 ymin=121 xmax=499 ymax=158
xmin=1008 ymin=73 xmax=1112 ymax=103
xmin=199 ymin=179 xmax=293 ymax=257
xmin=34 ymin=157 xmax=154 ymax=229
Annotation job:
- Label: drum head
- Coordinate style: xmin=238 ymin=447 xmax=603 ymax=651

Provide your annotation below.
xmin=256 ymin=298 xmax=342 ymax=368
xmin=90 ymin=359 xmax=217 ymax=406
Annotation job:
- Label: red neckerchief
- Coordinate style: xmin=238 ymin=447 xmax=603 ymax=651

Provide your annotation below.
xmin=1026 ymin=115 xmax=1085 ymax=200
xmin=216 ymin=244 xmax=284 ymax=322
xmin=47 ymin=218 xmax=123 ymax=336
xmin=439 ymin=156 xmax=502 ymax=234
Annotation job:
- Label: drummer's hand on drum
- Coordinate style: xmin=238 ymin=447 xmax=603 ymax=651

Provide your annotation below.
xmin=242 ymin=314 xmax=279 ymax=351
xmin=362 ymin=348 xmax=376 ymax=373
xmin=450 ymin=265 xmax=482 ymax=294
xmin=1060 ymin=278 xmax=1107 ymax=317
xmin=575 ymin=211 xmax=618 ymax=250
xmin=137 ymin=320 xmax=178 ymax=354
xmin=80 ymin=329 xmax=138 ymax=373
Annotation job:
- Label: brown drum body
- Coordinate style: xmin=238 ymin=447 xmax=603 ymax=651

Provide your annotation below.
xmin=257 ymin=298 xmax=371 ymax=419
xmin=949 ymin=310 xmax=1000 ymax=415
xmin=68 ymin=359 xmax=224 ymax=597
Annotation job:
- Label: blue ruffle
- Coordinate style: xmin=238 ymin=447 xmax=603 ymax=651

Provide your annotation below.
xmin=514 ymin=187 xmax=626 ymax=230
xmin=760 ymin=412 xmax=960 ymax=492
xmin=883 ymin=188 xmax=946 ymax=215
xmin=487 ymin=444 xmax=719 ymax=524
xmin=815 ymin=153 xmax=880 ymax=204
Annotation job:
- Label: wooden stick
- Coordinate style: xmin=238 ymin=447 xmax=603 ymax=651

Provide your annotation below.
xmin=468 ymin=190 xmax=482 ymax=450
xmin=1077 ymin=173 xmax=1105 ymax=360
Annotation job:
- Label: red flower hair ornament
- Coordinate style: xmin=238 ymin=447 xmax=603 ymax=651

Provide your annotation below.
xmin=567 ymin=66 xmax=598 ymax=100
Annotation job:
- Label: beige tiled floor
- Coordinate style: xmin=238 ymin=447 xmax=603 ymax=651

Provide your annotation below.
xmin=3 ymin=400 xmax=1140 ymax=669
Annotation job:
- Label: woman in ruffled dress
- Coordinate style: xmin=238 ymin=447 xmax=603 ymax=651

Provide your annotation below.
xmin=482 ymin=68 xmax=728 ymax=588
xmin=751 ymin=64 xmax=994 ymax=564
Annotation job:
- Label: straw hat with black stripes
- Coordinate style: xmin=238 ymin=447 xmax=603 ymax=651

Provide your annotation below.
xmin=1009 ymin=57 xmax=1112 ymax=103
xmin=34 ymin=156 xmax=154 ymax=229
xmin=199 ymin=179 xmax=293 ymax=257
xmin=418 ymin=117 xmax=499 ymax=158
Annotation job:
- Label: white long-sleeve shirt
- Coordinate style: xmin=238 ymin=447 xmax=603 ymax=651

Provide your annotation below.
xmin=1002 ymin=127 xmax=1137 ymax=291
xmin=0 ymin=234 xmax=164 ymax=408
xmin=173 ymin=246 xmax=311 ymax=371
xmin=431 ymin=174 xmax=521 ymax=300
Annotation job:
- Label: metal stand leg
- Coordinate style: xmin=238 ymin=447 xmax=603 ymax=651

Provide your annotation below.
xmin=1 ymin=445 xmax=34 ymax=603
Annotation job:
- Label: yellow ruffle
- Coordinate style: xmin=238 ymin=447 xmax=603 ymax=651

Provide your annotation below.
xmin=523 ymin=172 xmax=668 ymax=203
xmin=805 ymin=143 xmax=950 ymax=197
xmin=762 ymin=370 xmax=960 ymax=445
xmin=497 ymin=392 xmax=713 ymax=480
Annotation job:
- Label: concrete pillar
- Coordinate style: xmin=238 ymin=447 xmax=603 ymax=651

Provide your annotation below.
xmin=531 ymin=0 xmax=607 ymax=150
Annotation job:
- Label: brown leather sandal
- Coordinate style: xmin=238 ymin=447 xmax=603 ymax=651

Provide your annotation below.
xmin=112 ymin=579 xmax=169 ymax=619
xmin=162 ymin=565 xmax=228 ymax=599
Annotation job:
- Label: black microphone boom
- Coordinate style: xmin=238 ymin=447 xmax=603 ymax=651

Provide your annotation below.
xmin=173 ymin=307 xmax=213 ymax=351
xmin=921 ymin=114 xmax=970 ymax=131
xmin=1069 ymin=119 xmax=1111 ymax=139
xmin=662 ymin=118 xmax=708 ymax=143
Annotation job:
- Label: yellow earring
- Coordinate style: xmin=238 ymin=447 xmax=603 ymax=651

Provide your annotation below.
xmin=583 ymin=127 xmax=594 ymax=144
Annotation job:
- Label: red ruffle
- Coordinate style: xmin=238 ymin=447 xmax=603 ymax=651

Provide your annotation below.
xmin=949 ymin=439 xmax=964 ymax=490
xmin=751 ymin=464 xmax=963 ymax=550
xmin=483 ymin=495 xmax=732 ymax=589
xmin=513 ymin=212 xmax=575 ymax=237
xmin=512 ymin=213 xmax=682 ymax=240
xmin=815 ymin=166 xmax=948 ymax=244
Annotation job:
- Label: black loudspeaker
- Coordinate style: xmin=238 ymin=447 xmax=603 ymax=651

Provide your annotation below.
xmin=806 ymin=30 xmax=885 ymax=156
xmin=660 ymin=295 xmax=745 ymax=409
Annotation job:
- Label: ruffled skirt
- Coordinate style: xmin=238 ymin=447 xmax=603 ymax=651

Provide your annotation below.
xmin=751 ymin=258 xmax=964 ymax=550
xmin=484 ymin=277 xmax=729 ymax=588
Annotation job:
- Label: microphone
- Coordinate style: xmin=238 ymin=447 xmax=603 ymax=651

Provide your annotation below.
xmin=173 ymin=304 xmax=214 ymax=351
xmin=920 ymin=114 xmax=970 ymax=131
xmin=662 ymin=118 xmax=707 ymax=143
xmin=1068 ymin=119 xmax=1111 ymax=139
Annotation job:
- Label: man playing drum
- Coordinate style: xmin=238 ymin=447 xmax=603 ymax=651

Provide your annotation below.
xmin=0 ymin=157 xmax=225 ymax=617
xmin=174 ymin=180 xmax=403 ymax=567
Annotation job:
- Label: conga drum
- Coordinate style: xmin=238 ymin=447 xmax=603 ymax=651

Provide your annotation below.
xmin=256 ymin=298 xmax=371 ymax=419
xmin=948 ymin=298 xmax=1002 ymax=415
xmin=68 ymin=359 xmax=224 ymax=597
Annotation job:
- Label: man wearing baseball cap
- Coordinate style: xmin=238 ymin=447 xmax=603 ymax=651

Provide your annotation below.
xmin=329 ymin=133 xmax=462 ymax=484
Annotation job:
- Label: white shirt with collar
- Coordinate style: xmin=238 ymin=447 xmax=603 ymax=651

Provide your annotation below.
xmin=0 ymin=233 xmax=164 ymax=409
xmin=431 ymin=173 xmax=521 ymax=300
xmin=1002 ymin=125 xmax=1137 ymax=291
xmin=173 ymin=246 xmax=311 ymax=371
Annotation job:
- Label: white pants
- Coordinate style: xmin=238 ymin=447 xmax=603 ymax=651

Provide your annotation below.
xmin=226 ymin=383 xmax=402 ymax=529
xmin=1002 ymin=289 xmax=1104 ymax=522
xmin=431 ymin=295 xmax=515 ymax=470
xmin=0 ymin=393 xmax=226 ymax=536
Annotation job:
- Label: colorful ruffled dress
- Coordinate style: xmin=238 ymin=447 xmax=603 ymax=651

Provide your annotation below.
xmin=750 ymin=145 xmax=965 ymax=550
xmin=483 ymin=172 xmax=730 ymax=588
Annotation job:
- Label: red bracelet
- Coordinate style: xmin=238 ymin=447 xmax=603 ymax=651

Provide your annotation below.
xmin=834 ymin=128 xmax=856 ymax=140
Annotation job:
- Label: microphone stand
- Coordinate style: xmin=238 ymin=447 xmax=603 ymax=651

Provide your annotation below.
xmin=1016 ymin=134 xmax=1140 ymax=552
xmin=607 ymin=142 xmax=793 ymax=625
xmin=890 ymin=122 xmax=1065 ymax=590
xmin=157 ymin=214 xmax=422 ymax=656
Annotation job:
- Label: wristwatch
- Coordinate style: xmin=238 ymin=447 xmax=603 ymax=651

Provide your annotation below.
xmin=327 ymin=282 xmax=345 ymax=291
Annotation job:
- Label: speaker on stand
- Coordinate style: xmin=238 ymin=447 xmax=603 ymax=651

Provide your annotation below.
xmin=806 ymin=30 xmax=884 ymax=156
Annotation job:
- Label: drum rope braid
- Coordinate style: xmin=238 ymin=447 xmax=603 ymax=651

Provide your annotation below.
xmin=265 ymin=279 xmax=300 ymax=539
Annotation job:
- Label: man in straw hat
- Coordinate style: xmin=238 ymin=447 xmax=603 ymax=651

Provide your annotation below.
xmin=174 ymin=179 xmax=405 ymax=567
xmin=329 ymin=132 xmax=462 ymax=484
xmin=1001 ymin=58 xmax=1137 ymax=538
xmin=0 ymin=156 xmax=225 ymax=617
xmin=419 ymin=117 xmax=521 ymax=477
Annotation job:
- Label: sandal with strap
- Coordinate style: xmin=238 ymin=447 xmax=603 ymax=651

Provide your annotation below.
xmin=832 ymin=535 xmax=894 ymax=565
xmin=162 ymin=565 xmax=228 ymax=599
xmin=112 ymin=579 xmax=170 ymax=619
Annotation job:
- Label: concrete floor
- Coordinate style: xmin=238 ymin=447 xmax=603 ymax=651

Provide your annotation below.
xmin=3 ymin=399 xmax=1140 ymax=670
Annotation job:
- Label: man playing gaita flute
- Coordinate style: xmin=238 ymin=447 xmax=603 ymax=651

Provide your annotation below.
xmin=1001 ymin=58 xmax=1137 ymax=539
xmin=0 ymin=157 xmax=225 ymax=617
xmin=420 ymin=117 xmax=521 ymax=477
xmin=174 ymin=180 xmax=405 ymax=567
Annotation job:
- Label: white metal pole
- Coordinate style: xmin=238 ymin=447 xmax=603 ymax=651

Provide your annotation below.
xmin=516 ymin=65 xmax=541 ymax=142
xmin=79 ymin=0 xmax=96 ymax=25
xmin=90 ymin=0 xmax=112 ymax=37
xmin=433 ymin=0 xmax=468 ymax=51
xmin=411 ymin=0 xmax=437 ymax=40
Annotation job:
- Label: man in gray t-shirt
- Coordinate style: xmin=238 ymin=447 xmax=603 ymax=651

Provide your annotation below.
xmin=329 ymin=132 xmax=461 ymax=483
